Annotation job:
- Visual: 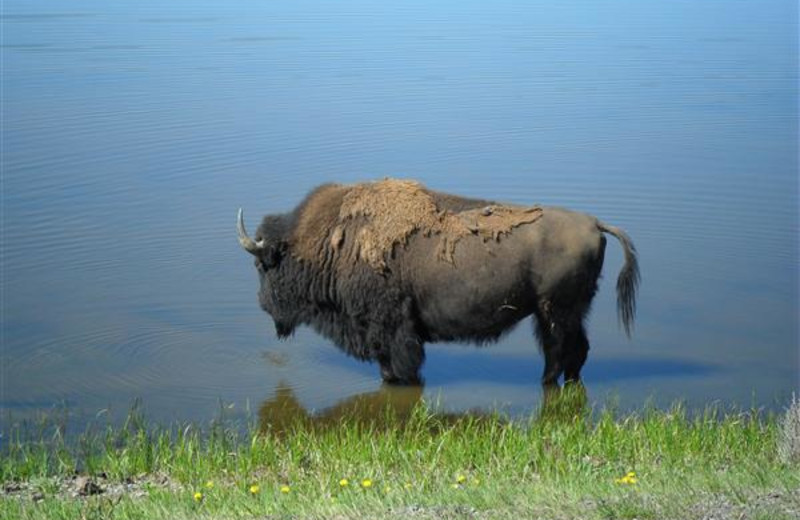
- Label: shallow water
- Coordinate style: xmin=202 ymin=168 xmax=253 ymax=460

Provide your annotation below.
xmin=2 ymin=0 xmax=797 ymax=431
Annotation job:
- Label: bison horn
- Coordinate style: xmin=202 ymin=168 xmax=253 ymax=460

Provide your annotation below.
xmin=237 ymin=208 xmax=265 ymax=254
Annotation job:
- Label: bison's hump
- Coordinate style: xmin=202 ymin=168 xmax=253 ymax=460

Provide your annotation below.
xmin=291 ymin=178 xmax=542 ymax=270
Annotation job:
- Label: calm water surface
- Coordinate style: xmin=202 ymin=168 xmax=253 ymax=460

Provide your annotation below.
xmin=2 ymin=1 xmax=798 ymax=430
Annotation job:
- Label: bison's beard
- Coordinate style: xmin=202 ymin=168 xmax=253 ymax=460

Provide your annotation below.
xmin=274 ymin=321 xmax=295 ymax=339
xmin=258 ymin=291 xmax=296 ymax=339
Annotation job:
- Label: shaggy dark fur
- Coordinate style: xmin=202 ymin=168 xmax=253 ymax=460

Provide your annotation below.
xmin=239 ymin=180 xmax=639 ymax=389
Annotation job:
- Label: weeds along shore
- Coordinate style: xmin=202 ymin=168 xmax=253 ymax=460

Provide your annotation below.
xmin=2 ymin=394 xmax=799 ymax=520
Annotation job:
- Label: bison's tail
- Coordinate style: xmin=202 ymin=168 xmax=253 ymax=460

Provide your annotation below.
xmin=597 ymin=221 xmax=640 ymax=337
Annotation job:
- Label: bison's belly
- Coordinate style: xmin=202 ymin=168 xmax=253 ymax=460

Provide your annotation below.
xmin=413 ymin=267 xmax=535 ymax=344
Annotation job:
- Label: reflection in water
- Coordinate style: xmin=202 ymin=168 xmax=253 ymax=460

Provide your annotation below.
xmin=258 ymin=382 xmax=590 ymax=434
xmin=259 ymin=383 xmax=425 ymax=434
xmin=541 ymin=383 xmax=589 ymax=421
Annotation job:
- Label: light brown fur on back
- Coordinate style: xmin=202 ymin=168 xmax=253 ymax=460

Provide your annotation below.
xmin=291 ymin=178 xmax=543 ymax=271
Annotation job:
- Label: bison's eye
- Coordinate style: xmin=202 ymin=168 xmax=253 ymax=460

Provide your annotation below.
xmin=254 ymin=258 xmax=266 ymax=272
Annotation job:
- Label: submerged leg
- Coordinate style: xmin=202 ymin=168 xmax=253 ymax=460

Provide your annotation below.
xmin=378 ymin=337 xmax=425 ymax=385
xmin=535 ymin=302 xmax=566 ymax=392
xmin=536 ymin=299 xmax=591 ymax=391
xmin=562 ymin=325 xmax=590 ymax=384
xmin=541 ymin=336 xmax=563 ymax=391
xmin=538 ymin=319 xmax=591 ymax=417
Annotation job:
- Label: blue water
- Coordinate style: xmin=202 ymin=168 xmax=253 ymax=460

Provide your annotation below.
xmin=2 ymin=0 xmax=797 ymax=429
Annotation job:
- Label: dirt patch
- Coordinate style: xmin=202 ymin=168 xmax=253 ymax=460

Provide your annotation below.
xmin=685 ymin=488 xmax=800 ymax=520
xmin=314 ymin=178 xmax=542 ymax=270
xmin=2 ymin=472 xmax=181 ymax=502
xmin=337 ymin=179 xmax=442 ymax=269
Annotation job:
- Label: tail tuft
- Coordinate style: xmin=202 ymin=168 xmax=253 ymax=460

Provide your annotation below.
xmin=597 ymin=222 xmax=640 ymax=337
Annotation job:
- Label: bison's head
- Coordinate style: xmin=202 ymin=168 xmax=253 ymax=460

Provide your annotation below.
xmin=237 ymin=209 xmax=295 ymax=338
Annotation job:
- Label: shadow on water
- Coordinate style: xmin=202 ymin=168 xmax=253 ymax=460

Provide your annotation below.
xmin=324 ymin=346 xmax=719 ymax=387
xmin=257 ymin=381 xmax=592 ymax=435
xmin=423 ymin=352 xmax=718 ymax=386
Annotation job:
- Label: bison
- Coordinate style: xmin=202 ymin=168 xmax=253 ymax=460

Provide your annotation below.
xmin=237 ymin=179 xmax=639 ymax=391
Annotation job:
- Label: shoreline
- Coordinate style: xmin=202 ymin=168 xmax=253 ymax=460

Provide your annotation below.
xmin=2 ymin=397 xmax=798 ymax=519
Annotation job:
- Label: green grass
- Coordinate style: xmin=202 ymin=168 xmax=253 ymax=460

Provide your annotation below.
xmin=2 ymin=393 xmax=799 ymax=519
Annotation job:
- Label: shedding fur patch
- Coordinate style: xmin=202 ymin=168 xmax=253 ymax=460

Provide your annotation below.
xmin=293 ymin=179 xmax=542 ymax=270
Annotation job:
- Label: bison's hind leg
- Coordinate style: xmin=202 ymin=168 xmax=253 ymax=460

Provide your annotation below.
xmin=534 ymin=303 xmax=565 ymax=391
xmin=562 ymin=325 xmax=589 ymax=384
xmin=533 ymin=301 xmax=590 ymax=390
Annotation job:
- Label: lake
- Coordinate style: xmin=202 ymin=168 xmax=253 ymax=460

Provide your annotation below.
xmin=2 ymin=0 xmax=797 ymax=432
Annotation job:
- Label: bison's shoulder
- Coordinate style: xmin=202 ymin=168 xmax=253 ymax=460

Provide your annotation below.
xmin=289 ymin=183 xmax=350 ymax=263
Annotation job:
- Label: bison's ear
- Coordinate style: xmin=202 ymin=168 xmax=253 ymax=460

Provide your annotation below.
xmin=260 ymin=240 xmax=288 ymax=270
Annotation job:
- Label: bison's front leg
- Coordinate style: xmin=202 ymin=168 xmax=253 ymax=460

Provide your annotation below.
xmin=378 ymin=338 xmax=425 ymax=385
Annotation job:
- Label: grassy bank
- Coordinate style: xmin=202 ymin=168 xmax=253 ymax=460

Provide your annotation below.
xmin=2 ymin=395 xmax=799 ymax=520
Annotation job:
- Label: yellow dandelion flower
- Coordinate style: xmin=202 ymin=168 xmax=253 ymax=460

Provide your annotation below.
xmin=249 ymin=484 xmax=260 ymax=495
xmin=193 ymin=491 xmax=204 ymax=502
xmin=456 ymin=475 xmax=467 ymax=484
xmin=204 ymin=480 xmax=214 ymax=490
xmin=615 ymin=471 xmax=638 ymax=485
xmin=339 ymin=478 xmax=349 ymax=487
xmin=361 ymin=479 xmax=373 ymax=489
xmin=280 ymin=485 xmax=291 ymax=494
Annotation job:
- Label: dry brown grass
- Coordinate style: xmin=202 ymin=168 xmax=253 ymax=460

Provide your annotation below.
xmin=778 ymin=394 xmax=800 ymax=465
